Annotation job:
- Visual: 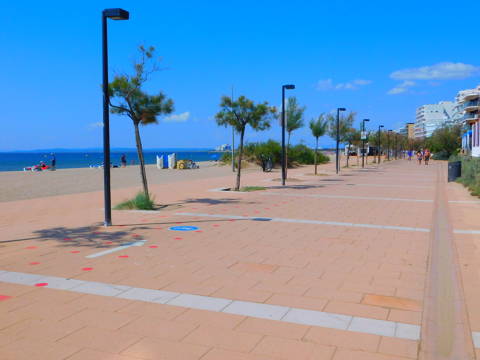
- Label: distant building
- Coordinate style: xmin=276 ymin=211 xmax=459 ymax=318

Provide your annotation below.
xmin=414 ymin=101 xmax=455 ymax=139
xmin=215 ymin=144 xmax=232 ymax=151
xmin=397 ymin=123 xmax=414 ymax=139
xmin=457 ymin=85 xmax=480 ymax=157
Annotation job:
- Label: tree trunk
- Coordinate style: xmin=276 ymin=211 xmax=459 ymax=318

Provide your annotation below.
xmin=134 ymin=123 xmax=149 ymax=198
xmin=286 ymin=132 xmax=291 ymax=178
xmin=314 ymin=137 xmax=318 ymax=175
xmin=346 ymin=141 xmax=350 ymax=167
xmin=235 ymin=128 xmax=245 ymax=191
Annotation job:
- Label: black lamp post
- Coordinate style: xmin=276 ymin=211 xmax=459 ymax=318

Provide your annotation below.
xmin=102 ymin=8 xmax=129 ymax=227
xmin=361 ymin=119 xmax=369 ymax=168
xmin=394 ymin=132 xmax=398 ymax=159
xmin=377 ymin=125 xmax=384 ymax=164
xmin=281 ymin=84 xmax=295 ymax=186
xmin=336 ymin=107 xmax=346 ymax=174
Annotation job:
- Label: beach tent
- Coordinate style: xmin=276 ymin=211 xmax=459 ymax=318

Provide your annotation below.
xmin=156 ymin=155 xmax=164 ymax=169
xmin=168 ymin=153 xmax=176 ymax=169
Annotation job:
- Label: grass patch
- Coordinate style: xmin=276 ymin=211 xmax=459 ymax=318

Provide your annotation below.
xmin=240 ymin=186 xmax=267 ymax=192
xmin=114 ymin=192 xmax=155 ymax=210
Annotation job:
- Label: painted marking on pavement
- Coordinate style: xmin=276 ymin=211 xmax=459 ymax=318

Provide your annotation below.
xmin=448 ymin=200 xmax=480 ymax=204
xmin=85 ymin=240 xmax=146 ymax=259
xmin=174 ymin=212 xmax=430 ymax=233
xmin=0 ymin=270 xmax=420 ymax=341
xmin=169 ymin=226 xmax=199 ymax=231
xmin=261 ymin=192 xmax=433 ymax=203
xmin=453 ymin=230 xmax=480 ymax=235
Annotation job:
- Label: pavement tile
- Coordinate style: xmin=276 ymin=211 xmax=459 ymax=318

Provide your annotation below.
xmin=120 ymin=316 xmax=198 ymax=341
xmin=117 ymin=301 xmax=187 ymax=320
xmin=201 ymin=348 xmax=277 ymax=360
xmin=116 ymin=287 xmax=179 ymax=303
xmin=236 ymin=317 xmax=310 ymax=339
xmin=395 ymin=323 xmax=421 ymax=340
xmin=222 ymin=300 xmax=289 ymax=320
xmin=65 ymin=348 xmax=139 ymax=360
xmin=283 ymin=308 xmax=351 ymax=330
xmin=122 ymin=337 xmax=210 ymax=359
xmin=173 ymin=308 xmax=245 ymax=329
xmin=167 ymin=294 xmax=232 ymax=311
xmin=362 ymin=294 xmax=422 ymax=311
xmin=252 ymin=335 xmax=335 ymax=360
xmin=265 ymin=294 xmax=328 ymax=311
xmin=70 ymin=281 xmax=131 ymax=297
xmin=0 ymin=337 xmax=80 ymax=360
xmin=58 ymin=326 xmax=142 ymax=354
xmin=59 ymin=308 xmax=139 ymax=330
xmin=305 ymin=326 xmax=381 ymax=352
xmin=378 ymin=337 xmax=419 ymax=359
xmin=333 ymin=348 xmax=409 ymax=360
xmin=325 ymin=300 xmax=389 ymax=320
xmin=387 ymin=309 xmax=422 ymax=325
xmin=348 ymin=317 xmax=396 ymax=337
xmin=182 ymin=325 xmax=263 ymax=352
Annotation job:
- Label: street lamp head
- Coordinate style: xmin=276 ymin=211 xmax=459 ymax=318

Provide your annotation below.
xmin=379 ymin=125 xmax=384 ymax=128
xmin=338 ymin=107 xmax=346 ymax=112
xmin=103 ymin=8 xmax=129 ymax=20
xmin=283 ymin=84 xmax=295 ymax=90
xmin=363 ymin=118 xmax=370 ymax=122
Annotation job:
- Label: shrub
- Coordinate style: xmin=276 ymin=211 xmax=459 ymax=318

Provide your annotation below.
xmin=115 ymin=192 xmax=155 ymax=210
xmin=451 ymin=155 xmax=480 ymax=197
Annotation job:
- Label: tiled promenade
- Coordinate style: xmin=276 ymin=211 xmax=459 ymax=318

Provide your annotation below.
xmin=1 ymin=159 xmax=479 ymax=359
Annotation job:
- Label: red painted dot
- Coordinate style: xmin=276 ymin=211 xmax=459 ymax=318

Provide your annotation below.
xmin=149 ymin=245 xmax=158 ymax=248
xmin=104 ymin=241 xmax=113 ymax=245
xmin=132 ymin=234 xmax=140 ymax=238
xmin=0 ymin=295 xmax=12 ymax=301
xmin=82 ymin=267 xmax=93 ymax=271
xmin=35 ymin=283 xmax=48 ymax=287
xmin=194 ymin=230 xmax=203 ymax=233
xmin=93 ymin=232 xmax=101 ymax=235
xmin=213 ymin=224 xmax=220 ymax=227
xmin=118 ymin=255 xmax=129 ymax=258
xmin=29 ymin=262 xmax=40 ymax=265
xmin=175 ymin=222 xmax=182 ymax=224
xmin=174 ymin=237 xmax=183 ymax=240
xmin=229 ymin=219 xmax=236 ymax=222
xmin=70 ymin=250 xmax=80 ymax=254
xmin=25 ymin=246 xmax=37 ymax=250
xmin=63 ymin=237 xmax=72 ymax=241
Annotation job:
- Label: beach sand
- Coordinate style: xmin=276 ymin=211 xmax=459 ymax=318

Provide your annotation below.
xmin=0 ymin=162 xmax=237 ymax=202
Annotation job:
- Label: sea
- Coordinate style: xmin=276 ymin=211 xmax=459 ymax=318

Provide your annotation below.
xmin=0 ymin=149 xmax=223 ymax=172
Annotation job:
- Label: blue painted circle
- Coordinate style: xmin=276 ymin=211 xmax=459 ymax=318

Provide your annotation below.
xmin=169 ymin=226 xmax=199 ymax=231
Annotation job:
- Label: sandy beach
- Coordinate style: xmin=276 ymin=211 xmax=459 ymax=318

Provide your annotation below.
xmin=0 ymin=162 xmax=239 ymax=203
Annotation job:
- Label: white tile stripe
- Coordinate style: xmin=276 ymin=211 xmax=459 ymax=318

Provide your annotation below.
xmin=85 ymin=240 xmax=146 ymax=259
xmin=472 ymin=332 xmax=480 ymax=348
xmin=352 ymin=183 xmax=431 ymax=189
xmin=175 ymin=212 xmax=431 ymax=233
xmin=0 ymin=270 xmax=420 ymax=341
xmin=453 ymin=230 xmax=480 ymax=235
xmin=448 ymin=200 xmax=480 ymax=204
xmin=261 ymin=192 xmax=433 ymax=203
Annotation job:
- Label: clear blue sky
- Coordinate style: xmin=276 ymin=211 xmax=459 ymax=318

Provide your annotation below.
xmin=1 ymin=1 xmax=479 ymax=151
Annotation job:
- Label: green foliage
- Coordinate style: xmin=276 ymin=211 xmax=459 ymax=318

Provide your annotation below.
xmin=286 ymin=97 xmax=305 ymax=141
xmin=215 ymin=95 xmax=275 ymax=133
xmin=109 ymin=46 xmax=174 ymax=126
xmin=115 ymin=192 xmax=155 ymax=210
xmin=426 ymin=125 xmax=462 ymax=158
xmin=309 ymin=114 xmax=328 ymax=139
xmin=452 ymin=155 xmax=480 ymax=197
xmin=326 ymin=111 xmax=356 ymax=143
xmin=221 ymin=140 xmax=329 ymax=168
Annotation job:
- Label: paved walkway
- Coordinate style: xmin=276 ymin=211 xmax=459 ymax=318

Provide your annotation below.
xmin=1 ymin=159 xmax=479 ymax=359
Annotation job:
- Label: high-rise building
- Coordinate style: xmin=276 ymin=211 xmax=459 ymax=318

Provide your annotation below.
xmin=414 ymin=101 xmax=455 ymax=139
xmin=457 ymin=85 xmax=480 ymax=157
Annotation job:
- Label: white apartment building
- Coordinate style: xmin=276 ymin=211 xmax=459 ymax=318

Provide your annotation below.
xmin=457 ymin=85 xmax=480 ymax=157
xmin=414 ymin=101 xmax=455 ymax=139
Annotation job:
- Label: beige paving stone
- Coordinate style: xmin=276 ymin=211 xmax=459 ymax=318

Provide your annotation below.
xmin=333 ymin=348 xmax=412 ymax=360
xmin=387 ymin=309 xmax=422 ymax=325
xmin=305 ymin=326 xmax=380 ymax=352
xmin=252 ymin=335 xmax=335 ymax=359
xmin=0 ymin=337 xmax=80 ymax=360
xmin=120 ymin=316 xmax=198 ymax=341
xmin=58 ymin=326 xmax=142 ymax=354
xmin=182 ymin=325 xmax=263 ymax=352
xmin=117 ymin=301 xmax=188 ymax=320
xmin=378 ymin=337 xmax=419 ymax=359
xmin=324 ymin=300 xmax=389 ymax=320
xmin=59 ymin=308 xmax=139 ymax=330
xmin=201 ymin=348 xmax=277 ymax=360
xmin=173 ymin=308 xmax=246 ymax=329
xmin=121 ymin=337 xmax=210 ymax=359
xmin=236 ymin=317 xmax=310 ymax=339
xmin=65 ymin=348 xmax=140 ymax=360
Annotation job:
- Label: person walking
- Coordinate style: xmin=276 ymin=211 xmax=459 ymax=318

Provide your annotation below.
xmin=50 ymin=153 xmax=56 ymax=170
xmin=121 ymin=154 xmax=127 ymax=167
xmin=424 ymin=148 xmax=431 ymax=165
xmin=416 ymin=150 xmax=423 ymax=165
xmin=407 ymin=150 xmax=413 ymax=161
